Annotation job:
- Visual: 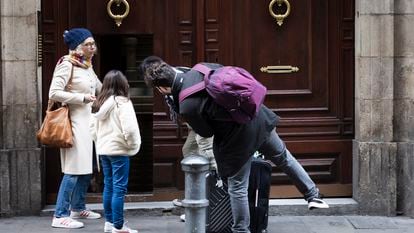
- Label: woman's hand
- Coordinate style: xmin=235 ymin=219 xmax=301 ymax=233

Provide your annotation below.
xmin=83 ymin=94 xmax=96 ymax=103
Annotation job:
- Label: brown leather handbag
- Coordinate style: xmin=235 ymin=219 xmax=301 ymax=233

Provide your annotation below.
xmin=36 ymin=101 xmax=73 ymax=148
xmin=37 ymin=65 xmax=74 ymax=148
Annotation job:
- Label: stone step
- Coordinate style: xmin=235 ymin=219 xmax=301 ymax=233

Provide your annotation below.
xmin=41 ymin=198 xmax=358 ymax=217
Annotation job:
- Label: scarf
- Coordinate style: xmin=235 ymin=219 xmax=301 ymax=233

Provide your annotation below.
xmin=59 ymin=51 xmax=92 ymax=69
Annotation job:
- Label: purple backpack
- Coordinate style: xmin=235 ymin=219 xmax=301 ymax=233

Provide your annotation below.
xmin=179 ymin=64 xmax=267 ymax=124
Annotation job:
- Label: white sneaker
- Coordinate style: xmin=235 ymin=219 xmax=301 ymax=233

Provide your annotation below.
xmin=112 ymin=222 xmax=138 ymax=233
xmin=172 ymin=198 xmax=183 ymax=207
xmin=104 ymin=221 xmax=114 ymax=232
xmin=70 ymin=209 xmax=102 ymax=219
xmin=308 ymin=197 xmax=329 ymax=210
xmin=180 ymin=214 xmax=185 ymax=222
xmin=51 ymin=217 xmax=84 ymax=229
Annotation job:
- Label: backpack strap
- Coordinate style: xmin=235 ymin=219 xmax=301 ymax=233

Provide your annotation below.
xmin=179 ymin=82 xmax=205 ymax=103
xmin=192 ymin=63 xmax=213 ymax=76
xmin=178 ymin=64 xmax=213 ymax=103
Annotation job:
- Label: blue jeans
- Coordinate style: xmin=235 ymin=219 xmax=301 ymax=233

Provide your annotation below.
xmin=227 ymin=129 xmax=319 ymax=232
xmin=54 ymin=174 xmax=92 ymax=217
xmin=101 ymin=155 xmax=130 ymax=230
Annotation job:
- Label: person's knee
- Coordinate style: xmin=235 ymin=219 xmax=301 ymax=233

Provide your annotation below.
xmin=113 ymin=184 xmax=128 ymax=195
xmin=228 ymin=182 xmax=248 ymax=198
xmin=104 ymin=185 xmax=113 ymax=193
xmin=271 ymin=149 xmax=299 ymax=171
xmin=271 ymin=148 xmax=288 ymax=165
xmin=228 ymin=188 xmax=248 ymax=199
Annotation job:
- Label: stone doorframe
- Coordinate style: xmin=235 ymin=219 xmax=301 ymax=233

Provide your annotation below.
xmin=0 ymin=0 xmax=42 ymax=216
xmin=1 ymin=0 xmax=414 ymax=217
xmin=354 ymin=0 xmax=414 ymax=216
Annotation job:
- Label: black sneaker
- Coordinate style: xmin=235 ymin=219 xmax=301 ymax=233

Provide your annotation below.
xmin=308 ymin=197 xmax=329 ymax=210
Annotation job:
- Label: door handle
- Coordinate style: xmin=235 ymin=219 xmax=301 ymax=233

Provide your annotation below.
xmin=260 ymin=65 xmax=299 ymax=74
xmin=269 ymin=0 xmax=291 ymax=26
xmin=107 ymin=0 xmax=130 ymax=27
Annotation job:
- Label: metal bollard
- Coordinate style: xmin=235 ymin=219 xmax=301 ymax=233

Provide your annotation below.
xmin=181 ymin=155 xmax=210 ymax=233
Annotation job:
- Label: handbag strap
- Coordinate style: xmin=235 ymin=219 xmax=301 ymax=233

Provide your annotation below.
xmin=47 ymin=64 xmax=74 ymax=110
xmin=64 ymin=64 xmax=75 ymax=91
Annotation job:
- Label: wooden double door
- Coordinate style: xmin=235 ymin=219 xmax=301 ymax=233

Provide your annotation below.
xmin=42 ymin=0 xmax=354 ymax=203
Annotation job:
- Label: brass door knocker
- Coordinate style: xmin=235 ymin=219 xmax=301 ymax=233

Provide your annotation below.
xmin=269 ymin=0 xmax=291 ymax=26
xmin=107 ymin=0 xmax=130 ymax=27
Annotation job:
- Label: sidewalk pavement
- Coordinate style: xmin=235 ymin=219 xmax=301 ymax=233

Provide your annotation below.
xmin=1 ymin=199 xmax=414 ymax=233
xmin=1 ymin=215 xmax=414 ymax=233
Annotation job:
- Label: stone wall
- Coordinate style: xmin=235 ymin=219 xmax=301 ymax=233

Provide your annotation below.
xmin=0 ymin=0 xmax=42 ymax=216
xmin=354 ymin=0 xmax=414 ymax=216
xmin=354 ymin=0 xmax=397 ymax=215
xmin=394 ymin=0 xmax=414 ymax=217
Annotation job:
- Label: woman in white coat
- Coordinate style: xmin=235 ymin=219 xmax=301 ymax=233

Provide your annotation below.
xmin=90 ymin=70 xmax=141 ymax=233
xmin=49 ymin=28 xmax=102 ymax=229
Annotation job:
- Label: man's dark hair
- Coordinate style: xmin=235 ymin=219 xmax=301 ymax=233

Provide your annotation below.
xmin=138 ymin=56 xmax=175 ymax=87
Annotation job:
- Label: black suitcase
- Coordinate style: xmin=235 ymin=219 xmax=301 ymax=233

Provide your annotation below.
xmin=248 ymin=157 xmax=272 ymax=233
xmin=206 ymin=171 xmax=233 ymax=233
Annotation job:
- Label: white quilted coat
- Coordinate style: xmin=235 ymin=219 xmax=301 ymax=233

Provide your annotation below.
xmin=90 ymin=96 xmax=141 ymax=156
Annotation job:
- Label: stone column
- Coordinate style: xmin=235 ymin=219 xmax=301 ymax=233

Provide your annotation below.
xmin=354 ymin=0 xmax=397 ymax=215
xmin=394 ymin=0 xmax=414 ymax=217
xmin=0 ymin=0 xmax=42 ymax=216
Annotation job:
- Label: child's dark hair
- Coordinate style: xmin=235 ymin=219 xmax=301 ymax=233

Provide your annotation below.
xmin=93 ymin=70 xmax=129 ymax=112
xmin=138 ymin=56 xmax=175 ymax=87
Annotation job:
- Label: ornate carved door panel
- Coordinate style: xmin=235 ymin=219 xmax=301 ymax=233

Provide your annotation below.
xmin=164 ymin=0 xmax=354 ymax=197
xmin=216 ymin=0 xmax=355 ymax=197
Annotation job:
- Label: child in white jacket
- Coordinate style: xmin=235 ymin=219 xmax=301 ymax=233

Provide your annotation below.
xmin=90 ymin=70 xmax=141 ymax=233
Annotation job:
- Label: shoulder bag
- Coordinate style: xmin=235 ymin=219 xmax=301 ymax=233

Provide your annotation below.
xmin=36 ymin=65 xmax=74 ymax=148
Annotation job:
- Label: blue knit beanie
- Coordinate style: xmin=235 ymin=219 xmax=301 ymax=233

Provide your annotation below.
xmin=63 ymin=28 xmax=93 ymax=50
